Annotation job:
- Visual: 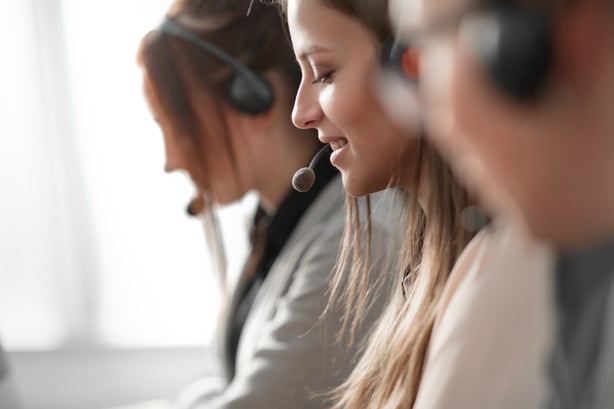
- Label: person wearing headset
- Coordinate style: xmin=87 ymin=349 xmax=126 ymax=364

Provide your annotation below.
xmin=277 ymin=0 xmax=558 ymax=408
xmin=389 ymin=0 xmax=614 ymax=407
xmin=276 ymin=1 xmax=491 ymax=408
xmin=123 ymin=1 xmax=398 ymax=408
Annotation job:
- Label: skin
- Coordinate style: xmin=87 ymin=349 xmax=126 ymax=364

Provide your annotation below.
xmin=390 ymin=0 xmax=614 ymax=247
xmin=142 ymin=71 xmax=317 ymax=213
xmin=287 ymin=0 xmax=419 ymax=197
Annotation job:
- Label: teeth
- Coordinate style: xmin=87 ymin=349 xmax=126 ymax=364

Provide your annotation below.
xmin=330 ymin=139 xmax=347 ymax=151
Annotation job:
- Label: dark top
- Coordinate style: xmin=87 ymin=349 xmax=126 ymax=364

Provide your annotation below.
xmin=549 ymin=239 xmax=614 ymax=409
xmin=225 ymin=151 xmax=338 ymax=380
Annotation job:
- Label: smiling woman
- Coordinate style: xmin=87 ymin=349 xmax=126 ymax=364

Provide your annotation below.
xmin=289 ymin=0 xmax=415 ymax=197
xmin=279 ymin=1 xmax=475 ymax=408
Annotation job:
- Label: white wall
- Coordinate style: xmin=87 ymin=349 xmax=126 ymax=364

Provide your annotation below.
xmin=0 ymin=1 xmax=253 ymax=407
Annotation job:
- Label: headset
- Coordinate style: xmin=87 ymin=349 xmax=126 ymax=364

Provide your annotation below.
xmin=383 ymin=0 xmax=554 ymax=102
xmin=158 ymin=17 xmax=275 ymax=115
xmin=381 ymin=36 xmax=419 ymax=84
xmin=460 ymin=0 xmax=553 ymax=101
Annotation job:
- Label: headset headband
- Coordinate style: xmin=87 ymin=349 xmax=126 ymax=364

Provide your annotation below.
xmin=157 ymin=17 xmax=274 ymax=114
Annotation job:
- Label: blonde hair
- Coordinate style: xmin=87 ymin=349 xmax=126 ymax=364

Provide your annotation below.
xmin=329 ymin=142 xmax=472 ymax=409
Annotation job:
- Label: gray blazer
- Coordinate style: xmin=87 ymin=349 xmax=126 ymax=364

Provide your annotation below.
xmin=590 ymin=278 xmax=614 ymax=409
xmin=181 ymin=177 xmax=400 ymax=409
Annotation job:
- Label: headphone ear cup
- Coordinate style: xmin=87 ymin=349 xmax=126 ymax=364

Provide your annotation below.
xmin=227 ymin=72 xmax=275 ymax=115
xmin=461 ymin=6 xmax=552 ymax=101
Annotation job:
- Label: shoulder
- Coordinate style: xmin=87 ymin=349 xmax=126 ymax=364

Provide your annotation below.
xmin=438 ymin=221 xmax=556 ymax=323
xmin=416 ymin=221 xmax=557 ymax=409
xmin=265 ymin=176 xmax=346 ymax=294
xmin=287 ymin=175 xmax=346 ymax=250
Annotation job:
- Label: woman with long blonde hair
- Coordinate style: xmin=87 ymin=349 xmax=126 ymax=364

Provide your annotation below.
xmin=273 ymin=0 xmax=475 ymax=407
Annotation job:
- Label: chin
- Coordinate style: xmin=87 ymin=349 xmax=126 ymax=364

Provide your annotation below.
xmin=212 ymin=190 xmax=245 ymax=207
xmin=341 ymin=173 xmax=385 ymax=198
xmin=341 ymin=176 xmax=362 ymax=197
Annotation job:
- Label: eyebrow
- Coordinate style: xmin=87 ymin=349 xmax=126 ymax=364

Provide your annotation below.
xmin=297 ymin=45 xmax=332 ymax=61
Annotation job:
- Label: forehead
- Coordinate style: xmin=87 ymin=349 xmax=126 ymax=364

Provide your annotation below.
xmin=286 ymin=0 xmax=375 ymax=57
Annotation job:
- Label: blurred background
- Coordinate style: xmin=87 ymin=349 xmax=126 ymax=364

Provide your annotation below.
xmin=0 ymin=1 xmax=252 ymax=407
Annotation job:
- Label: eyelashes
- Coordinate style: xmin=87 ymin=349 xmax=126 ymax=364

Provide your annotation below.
xmin=311 ymin=70 xmax=335 ymax=84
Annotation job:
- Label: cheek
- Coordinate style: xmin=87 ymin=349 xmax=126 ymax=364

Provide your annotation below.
xmin=422 ymin=39 xmax=498 ymax=169
xmin=448 ymin=50 xmax=535 ymax=218
xmin=451 ymin=50 xmax=518 ymax=178
xmin=320 ymin=59 xmax=381 ymax=132
xmin=421 ymin=39 xmax=459 ymax=150
xmin=321 ymin=82 xmax=368 ymax=130
xmin=450 ymin=48 xmax=495 ymax=151
xmin=207 ymin=157 xmax=243 ymax=205
xmin=420 ymin=41 xmax=497 ymax=196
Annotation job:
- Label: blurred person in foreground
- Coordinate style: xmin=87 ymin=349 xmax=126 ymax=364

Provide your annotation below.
xmin=389 ymin=0 xmax=614 ymax=407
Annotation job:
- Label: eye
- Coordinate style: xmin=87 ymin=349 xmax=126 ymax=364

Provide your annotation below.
xmin=311 ymin=70 xmax=335 ymax=85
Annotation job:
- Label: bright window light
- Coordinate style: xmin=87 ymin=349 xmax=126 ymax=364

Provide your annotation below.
xmin=0 ymin=0 xmax=251 ymax=350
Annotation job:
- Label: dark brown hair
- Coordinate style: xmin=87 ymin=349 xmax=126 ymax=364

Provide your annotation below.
xmin=138 ymin=0 xmax=300 ymax=189
xmin=137 ymin=0 xmax=307 ymax=285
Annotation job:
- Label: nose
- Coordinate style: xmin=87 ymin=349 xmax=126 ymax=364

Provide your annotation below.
xmin=164 ymin=155 xmax=183 ymax=173
xmin=292 ymin=79 xmax=322 ymax=129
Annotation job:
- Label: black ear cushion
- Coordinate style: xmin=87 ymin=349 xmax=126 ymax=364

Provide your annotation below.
xmin=464 ymin=6 xmax=553 ymax=101
xmin=227 ymin=72 xmax=275 ymax=115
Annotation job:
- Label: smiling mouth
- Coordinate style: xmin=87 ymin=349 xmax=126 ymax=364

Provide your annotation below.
xmin=330 ymin=139 xmax=347 ymax=151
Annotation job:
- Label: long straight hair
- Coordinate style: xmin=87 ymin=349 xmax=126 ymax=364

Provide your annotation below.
xmin=274 ymin=0 xmax=474 ymax=406
xmin=330 ymin=143 xmax=472 ymax=409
